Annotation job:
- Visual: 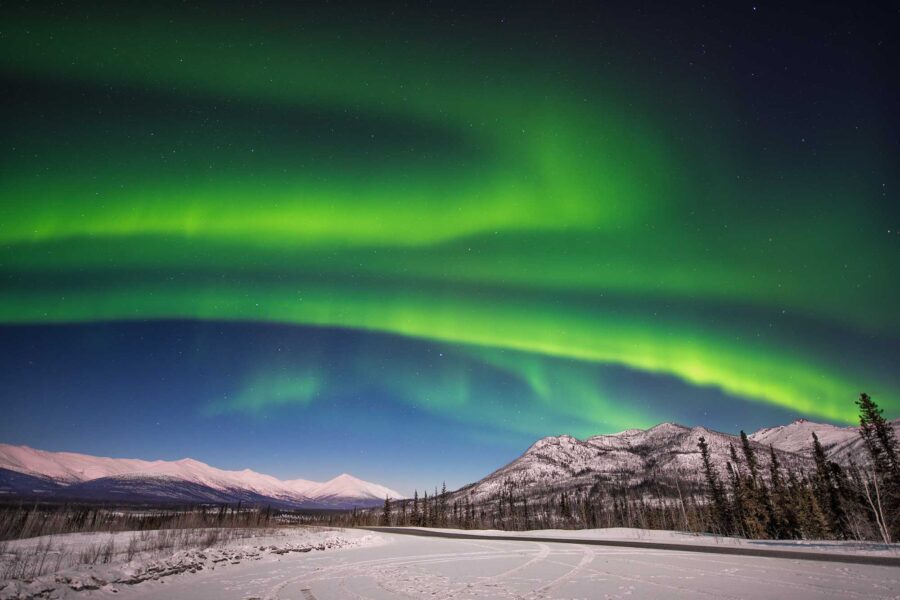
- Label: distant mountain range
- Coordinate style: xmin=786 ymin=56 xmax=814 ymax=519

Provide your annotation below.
xmin=0 ymin=444 xmax=401 ymax=508
xmin=4 ymin=418 xmax=895 ymax=509
xmin=450 ymin=419 xmax=900 ymax=504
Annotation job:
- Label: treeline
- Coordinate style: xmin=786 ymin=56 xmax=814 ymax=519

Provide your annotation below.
xmin=320 ymin=476 xmax=715 ymax=534
xmin=697 ymin=393 xmax=898 ymax=543
xmin=321 ymin=393 xmax=898 ymax=543
xmin=0 ymin=503 xmax=287 ymax=541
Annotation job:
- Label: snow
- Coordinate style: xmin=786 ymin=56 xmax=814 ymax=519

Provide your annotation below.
xmin=3 ymin=528 xmax=895 ymax=599
xmin=749 ymin=418 xmax=900 ymax=464
xmin=405 ymin=527 xmax=900 ymax=558
xmin=311 ymin=473 xmax=403 ymax=502
xmin=452 ymin=419 xmax=896 ymax=506
xmin=456 ymin=422 xmax=813 ymax=504
xmin=0 ymin=446 xmax=151 ymax=485
xmin=0 ymin=444 xmax=402 ymax=505
xmin=0 ymin=527 xmax=383 ymax=599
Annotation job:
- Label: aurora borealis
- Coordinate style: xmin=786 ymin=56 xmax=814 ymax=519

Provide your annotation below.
xmin=1 ymin=1 xmax=898 ymax=492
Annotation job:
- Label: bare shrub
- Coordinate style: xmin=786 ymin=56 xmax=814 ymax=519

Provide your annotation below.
xmin=0 ymin=503 xmax=288 ymax=541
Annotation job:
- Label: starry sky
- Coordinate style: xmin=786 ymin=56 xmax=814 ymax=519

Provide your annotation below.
xmin=1 ymin=1 xmax=898 ymax=494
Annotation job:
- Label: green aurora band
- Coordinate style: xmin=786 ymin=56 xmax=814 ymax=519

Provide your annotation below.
xmin=1 ymin=4 xmax=897 ymax=427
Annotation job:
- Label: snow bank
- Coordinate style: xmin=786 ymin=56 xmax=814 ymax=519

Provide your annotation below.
xmin=0 ymin=527 xmax=382 ymax=599
xmin=410 ymin=527 xmax=900 ymax=557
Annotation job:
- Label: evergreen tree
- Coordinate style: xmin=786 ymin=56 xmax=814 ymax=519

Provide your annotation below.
xmin=797 ymin=474 xmax=830 ymax=539
xmin=382 ymin=496 xmax=392 ymax=526
xmin=812 ymin=431 xmax=848 ymax=538
xmin=739 ymin=431 xmax=772 ymax=537
xmin=857 ymin=393 xmax=900 ymax=481
xmin=440 ymin=482 xmax=448 ymax=527
xmin=767 ymin=445 xmax=797 ymax=538
xmin=698 ymin=436 xmax=730 ymax=534
xmin=726 ymin=462 xmax=744 ymax=537
xmin=856 ymin=393 xmax=898 ymax=540
xmin=740 ymin=431 xmax=761 ymax=486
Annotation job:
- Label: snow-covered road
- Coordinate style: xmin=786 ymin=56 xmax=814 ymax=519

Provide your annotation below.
xmin=101 ymin=531 xmax=898 ymax=600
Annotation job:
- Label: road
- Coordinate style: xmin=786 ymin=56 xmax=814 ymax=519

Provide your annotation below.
xmin=109 ymin=530 xmax=900 ymax=600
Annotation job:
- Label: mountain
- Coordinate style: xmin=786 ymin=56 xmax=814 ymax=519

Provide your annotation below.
xmin=749 ymin=418 xmax=900 ymax=464
xmin=0 ymin=444 xmax=401 ymax=508
xmin=450 ymin=419 xmax=880 ymax=505
xmin=299 ymin=473 xmax=400 ymax=505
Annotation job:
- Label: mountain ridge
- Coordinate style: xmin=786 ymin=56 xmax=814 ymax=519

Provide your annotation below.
xmin=449 ymin=419 xmax=900 ymax=505
xmin=0 ymin=443 xmax=401 ymax=508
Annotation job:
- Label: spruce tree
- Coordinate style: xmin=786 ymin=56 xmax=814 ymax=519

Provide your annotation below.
xmin=727 ymin=443 xmax=766 ymax=538
xmin=698 ymin=436 xmax=730 ymax=534
xmin=740 ymin=431 xmax=761 ymax=486
xmin=740 ymin=431 xmax=773 ymax=537
xmin=767 ymin=445 xmax=797 ymax=538
xmin=856 ymin=393 xmax=898 ymax=540
xmin=382 ymin=496 xmax=392 ymax=526
xmin=726 ymin=461 xmax=747 ymax=538
xmin=812 ymin=431 xmax=848 ymax=538
xmin=857 ymin=393 xmax=900 ymax=482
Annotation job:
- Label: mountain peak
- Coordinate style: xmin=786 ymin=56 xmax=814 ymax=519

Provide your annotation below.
xmin=648 ymin=422 xmax=689 ymax=432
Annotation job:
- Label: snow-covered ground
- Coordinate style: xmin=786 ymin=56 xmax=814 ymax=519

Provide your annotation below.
xmin=0 ymin=527 xmax=382 ymax=599
xmin=407 ymin=527 xmax=900 ymax=558
xmin=2 ymin=527 xmax=898 ymax=599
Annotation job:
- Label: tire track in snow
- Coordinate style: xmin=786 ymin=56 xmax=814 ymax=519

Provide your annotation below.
xmin=431 ymin=542 xmax=553 ymax=600
xmin=482 ymin=542 xmax=552 ymax=583
xmin=526 ymin=543 xmax=595 ymax=598
xmin=264 ymin=547 xmax=532 ymax=599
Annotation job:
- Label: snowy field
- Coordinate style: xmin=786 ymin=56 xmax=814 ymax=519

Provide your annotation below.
xmin=2 ymin=527 xmax=898 ymax=599
xmin=0 ymin=527 xmax=382 ymax=599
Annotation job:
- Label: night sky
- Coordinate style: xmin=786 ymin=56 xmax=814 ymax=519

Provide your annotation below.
xmin=1 ymin=1 xmax=898 ymax=494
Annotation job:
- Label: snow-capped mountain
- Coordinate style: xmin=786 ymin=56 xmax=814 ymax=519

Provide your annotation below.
xmin=749 ymin=418 xmax=900 ymax=464
xmin=301 ymin=473 xmax=400 ymax=504
xmin=0 ymin=444 xmax=401 ymax=508
xmin=450 ymin=419 xmax=881 ymax=505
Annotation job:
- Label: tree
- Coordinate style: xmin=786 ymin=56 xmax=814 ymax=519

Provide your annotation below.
xmin=857 ymin=393 xmax=900 ymax=483
xmin=382 ymin=496 xmax=392 ymax=526
xmin=739 ymin=431 xmax=761 ymax=486
xmin=727 ymin=443 xmax=755 ymax=538
xmin=793 ymin=473 xmax=829 ymax=539
xmin=740 ymin=431 xmax=774 ymax=537
xmin=856 ymin=393 xmax=899 ymax=539
xmin=440 ymin=482 xmax=448 ymax=527
xmin=811 ymin=432 xmax=848 ymax=538
xmin=698 ymin=436 xmax=730 ymax=535
xmin=767 ymin=445 xmax=797 ymax=538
